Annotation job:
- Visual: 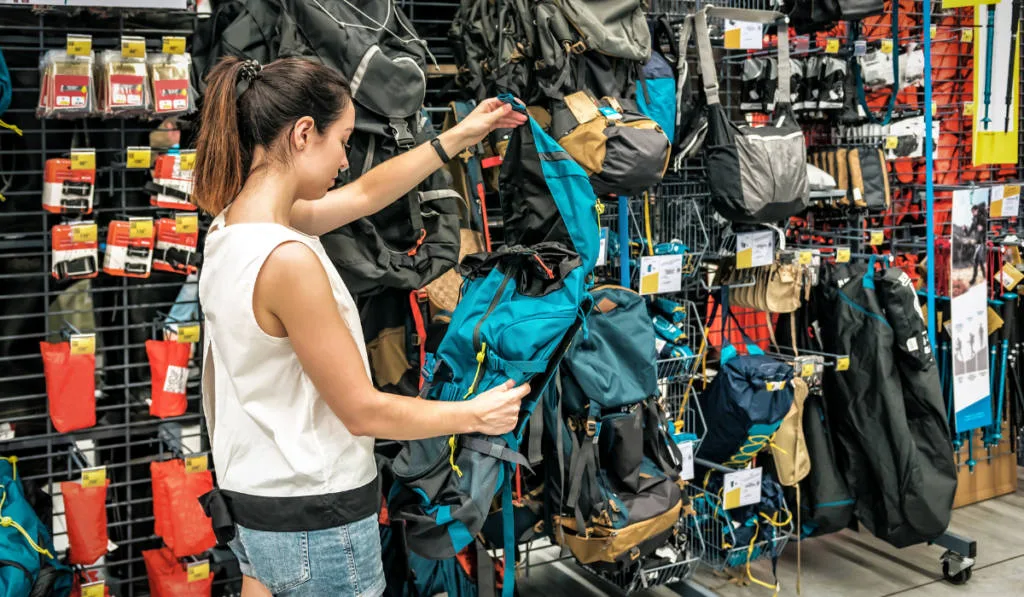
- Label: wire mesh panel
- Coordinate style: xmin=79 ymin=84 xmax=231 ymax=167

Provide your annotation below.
xmin=685 ymin=485 xmax=792 ymax=572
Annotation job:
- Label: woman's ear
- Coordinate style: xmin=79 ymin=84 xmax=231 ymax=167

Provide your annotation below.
xmin=291 ymin=116 xmax=316 ymax=152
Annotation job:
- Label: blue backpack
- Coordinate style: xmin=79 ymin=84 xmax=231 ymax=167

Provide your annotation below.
xmin=1 ymin=457 xmax=73 ymax=597
xmin=636 ymin=16 xmax=678 ymax=143
xmin=696 ymin=289 xmax=795 ymax=470
xmin=388 ymin=95 xmax=600 ymax=597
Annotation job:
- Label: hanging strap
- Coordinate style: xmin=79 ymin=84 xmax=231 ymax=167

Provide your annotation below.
xmin=461 ymin=436 xmax=533 ymax=472
xmin=501 ymin=464 xmax=516 ymax=597
xmin=675 ymin=15 xmax=694 ymax=128
xmin=528 ymin=406 xmax=544 ymax=466
xmin=695 ymin=7 xmax=789 ymax=108
xmin=477 ymin=540 xmax=496 ymax=597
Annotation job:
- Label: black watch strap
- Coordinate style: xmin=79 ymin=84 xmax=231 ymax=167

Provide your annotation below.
xmin=430 ymin=137 xmax=452 ymax=164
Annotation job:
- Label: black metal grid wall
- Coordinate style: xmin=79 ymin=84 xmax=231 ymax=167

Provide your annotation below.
xmin=0 ymin=6 xmax=233 ymax=596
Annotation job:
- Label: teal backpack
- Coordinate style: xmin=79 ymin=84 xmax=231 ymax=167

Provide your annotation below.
xmin=1 ymin=457 xmax=73 ymax=597
xmin=636 ymin=16 xmax=678 ymax=143
xmin=388 ymin=95 xmax=600 ymax=597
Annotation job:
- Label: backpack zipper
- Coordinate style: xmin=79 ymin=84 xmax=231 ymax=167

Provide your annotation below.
xmin=0 ymin=559 xmax=32 ymax=582
xmin=473 ymin=267 xmax=516 ymax=354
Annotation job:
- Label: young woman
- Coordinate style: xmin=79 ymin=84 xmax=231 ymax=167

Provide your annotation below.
xmin=192 ymin=56 xmax=529 ymax=597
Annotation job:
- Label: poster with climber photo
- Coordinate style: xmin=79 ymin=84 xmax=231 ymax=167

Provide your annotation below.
xmin=950 ymin=188 xmax=993 ymax=432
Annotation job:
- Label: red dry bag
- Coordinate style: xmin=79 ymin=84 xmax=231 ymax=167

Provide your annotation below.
xmin=61 ymin=479 xmax=109 ymax=565
xmin=150 ymin=459 xmax=216 ymax=557
xmin=40 ymin=341 xmax=96 ymax=433
xmin=145 ymin=339 xmax=190 ymax=418
xmin=143 ymin=547 xmax=213 ymax=597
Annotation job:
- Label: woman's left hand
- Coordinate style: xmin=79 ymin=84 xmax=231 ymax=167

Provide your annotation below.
xmin=454 ymin=97 xmax=529 ymax=147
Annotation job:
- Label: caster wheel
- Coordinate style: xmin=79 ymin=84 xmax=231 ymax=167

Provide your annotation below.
xmin=943 ymin=560 xmax=973 ymax=585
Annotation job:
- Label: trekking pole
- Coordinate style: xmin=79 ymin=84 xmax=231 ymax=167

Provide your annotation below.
xmin=981 ymin=6 xmax=996 ymax=130
xmin=1005 ymin=1 xmax=1021 ymax=133
xmin=989 ymin=294 xmax=1015 ymax=448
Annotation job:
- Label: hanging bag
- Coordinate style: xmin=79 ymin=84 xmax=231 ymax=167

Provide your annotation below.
xmin=145 ymin=339 xmax=190 ymax=419
xmin=39 ymin=341 xmax=96 ymax=433
xmin=150 ymin=459 xmax=216 ymax=558
xmin=143 ymin=547 xmax=213 ymax=597
xmin=695 ymin=7 xmax=809 ymax=223
xmin=697 ymin=288 xmax=795 ymax=468
xmin=60 ymin=480 xmax=109 ymax=566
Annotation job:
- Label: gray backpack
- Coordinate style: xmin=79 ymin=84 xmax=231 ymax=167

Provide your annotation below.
xmin=695 ymin=7 xmax=810 ymax=223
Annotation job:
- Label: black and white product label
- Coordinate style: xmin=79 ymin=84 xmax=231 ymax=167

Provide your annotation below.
xmin=53 ymin=248 xmax=97 ymax=278
xmin=724 ymin=467 xmax=763 ymax=509
xmin=596 ymin=227 xmax=608 ymax=267
xmin=43 ymin=181 xmax=94 ymax=213
xmin=677 ymin=440 xmax=694 ymax=481
xmin=104 ymin=244 xmax=153 ymax=274
xmin=163 ymin=365 xmax=188 ymax=394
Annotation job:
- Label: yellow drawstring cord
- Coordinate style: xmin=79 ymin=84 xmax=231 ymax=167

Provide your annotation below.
xmin=1 ymin=457 xmax=54 ymax=559
xmin=449 ymin=343 xmax=489 ymax=478
xmin=0 ymin=119 xmax=23 ymax=136
xmin=643 ymin=192 xmax=655 ymax=256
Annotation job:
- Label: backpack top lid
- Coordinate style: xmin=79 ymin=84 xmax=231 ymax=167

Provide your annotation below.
xmin=497 ymin=94 xmax=601 ymax=272
xmin=279 ymin=0 xmax=428 ymax=120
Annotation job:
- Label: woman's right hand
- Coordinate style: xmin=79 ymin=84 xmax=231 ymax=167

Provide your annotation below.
xmin=468 ymin=380 xmax=531 ymax=435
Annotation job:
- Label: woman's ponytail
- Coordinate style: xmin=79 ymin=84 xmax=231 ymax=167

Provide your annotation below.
xmin=191 ymin=56 xmax=351 ymax=215
xmin=192 ymin=57 xmax=247 ymax=215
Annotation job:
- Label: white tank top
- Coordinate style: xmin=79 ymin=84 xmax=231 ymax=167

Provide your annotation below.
xmin=199 ymin=211 xmax=377 ymax=498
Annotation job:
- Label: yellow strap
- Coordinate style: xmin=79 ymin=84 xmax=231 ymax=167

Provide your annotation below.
xmin=0 ymin=119 xmax=23 ymax=136
xmin=797 ymin=486 xmax=802 ymax=595
xmin=595 ymin=198 xmax=605 ymax=232
xmin=744 ymin=519 xmax=781 ymax=596
xmin=448 ymin=434 xmax=463 ymax=477
xmin=643 ymin=192 xmax=654 ymax=257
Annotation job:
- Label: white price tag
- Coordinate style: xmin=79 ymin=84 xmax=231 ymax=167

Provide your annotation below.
xmin=999 ymin=185 xmax=1020 ymax=218
xmin=735 ymin=230 xmax=774 ymax=269
xmin=163 ymin=365 xmax=188 ymax=394
xmin=677 ymin=441 xmax=694 ymax=481
xmin=723 ymin=467 xmax=762 ymax=510
xmin=596 ymin=227 xmax=608 ymax=267
xmin=0 ymin=422 xmax=13 ymax=441
xmin=639 ymin=255 xmax=683 ymax=296
xmin=724 ymin=20 xmax=763 ymax=50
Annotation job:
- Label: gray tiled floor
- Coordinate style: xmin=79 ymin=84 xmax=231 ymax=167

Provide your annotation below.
xmin=519 ymin=470 xmax=1024 ymax=597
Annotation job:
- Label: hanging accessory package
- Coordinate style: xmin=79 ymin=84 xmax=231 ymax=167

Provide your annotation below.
xmin=60 ymin=477 xmax=110 ymax=566
xmin=39 ymin=336 xmax=97 ymax=433
xmin=103 ymin=218 xmax=155 ymax=278
xmin=37 ymin=49 xmax=94 ymax=119
xmin=145 ymin=338 xmax=191 ymax=419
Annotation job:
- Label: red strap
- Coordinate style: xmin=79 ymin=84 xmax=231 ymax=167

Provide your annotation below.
xmin=481 ymin=156 xmax=503 ymax=169
xmin=477 ymin=182 xmax=492 ymax=252
xmin=409 ymin=290 xmax=428 ymax=390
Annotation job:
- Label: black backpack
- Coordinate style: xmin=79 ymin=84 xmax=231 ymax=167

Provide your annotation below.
xmin=275 ymin=0 xmax=463 ymax=296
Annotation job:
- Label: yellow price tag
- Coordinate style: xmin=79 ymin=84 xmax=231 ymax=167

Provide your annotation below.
xmin=1005 ymin=185 xmax=1020 ymax=197
xmin=177 ymin=324 xmax=201 ymax=344
xmin=127 ymin=146 xmax=152 ymax=169
xmin=836 ymin=356 xmax=850 ymax=372
xmin=66 ymin=34 xmax=92 ymax=57
xmin=880 ymin=39 xmax=893 ymax=54
xmin=81 ymin=467 xmax=106 ymax=488
xmin=836 ymin=247 xmax=851 ymax=263
xmin=162 ymin=36 xmax=187 ymax=55
xmin=129 ymin=218 xmax=154 ymax=239
xmin=176 ymin=214 xmax=199 ymax=234
xmin=70 ymin=150 xmax=96 ymax=171
xmin=885 ymin=136 xmax=899 ymax=150
xmin=81 ymin=583 xmax=105 ymax=597
xmin=930 ymin=25 xmax=938 ymax=38
xmin=70 ymin=333 xmax=96 ymax=356
xmin=964 ymin=102 xmax=975 ymax=116
xmin=185 ymin=454 xmax=209 ymax=474
xmin=932 ymin=101 xmax=937 ymax=117
xmin=799 ymin=250 xmax=813 ymax=265
xmin=179 ymin=150 xmax=196 ymax=171
xmin=736 ymin=247 xmax=753 ymax=269
xmin=72 ymin=223 xmax=98 ymax=243
xmin=825 ymin=38 xmax=840 ymax=54
xmin=961 ymin=29 xmax=973 ymax=43
xmin=187 ymin=561 xmax=210 ymax=582
xmin=869 ymin=231 xmax=884 ymax=246
xmin=121 ymin=36 xmax=146 ymax=59
xmin=801 ymin=363 xmax=815 ymax=378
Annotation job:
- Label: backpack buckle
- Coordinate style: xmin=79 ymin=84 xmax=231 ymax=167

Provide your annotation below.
xmin=629 ymin=546 xmax=641 ymax=561
xmin=585 ymin=418 xmax=597 ymax=437
xmin=388 ymin=118 xmax=416 ymax=149
xmin=570 ymin=41 xmax=587 ymax=54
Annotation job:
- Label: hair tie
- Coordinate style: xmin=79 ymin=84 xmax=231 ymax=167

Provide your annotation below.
xmin=235 ymin=59 xmax=263 ymax=99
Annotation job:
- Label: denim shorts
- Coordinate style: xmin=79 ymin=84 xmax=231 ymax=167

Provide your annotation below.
xmin=228 ymin=514 xmax=385 ymax=596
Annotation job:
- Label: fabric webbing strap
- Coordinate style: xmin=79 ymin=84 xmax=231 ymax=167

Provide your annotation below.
xmin=461 ymin=436 xmax=533 ymax=472
xmin=695 ymin=7 xmax=789 ymax=107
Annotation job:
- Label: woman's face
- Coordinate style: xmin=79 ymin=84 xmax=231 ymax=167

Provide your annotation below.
xmin=294 ymin=103 xmax=356 ymax=200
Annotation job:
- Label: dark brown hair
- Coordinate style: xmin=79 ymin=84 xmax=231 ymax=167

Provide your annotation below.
xmin=192 ymin=56 xmax=352 ymax=214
